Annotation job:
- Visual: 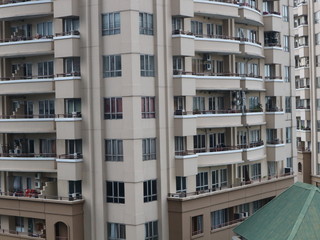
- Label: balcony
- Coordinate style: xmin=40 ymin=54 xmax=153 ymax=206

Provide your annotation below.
xmin=172 ymin=31 xmax=195 ymax=56
xmin=265 ymin=79 xmax=287 ymax=96
xmin=264 ymin=45 xmax=284 ymax=64
xmin=55 ymin=72 xmax=81 ymax=98
xmin=174 ymin=115 xmax=197 ymax=136
xmin=0 ymin=76 xmax=54 ymax=95
xmin=173 ymin=73 xmax=196 ymax=96
xmin=266 ymin=140 xmax=285 ymax=161
xmin=193 ymin=0 xmax=239 ymax=18
xmin=56 ymin=114 xmax=82 ymax=139
xmin=0 ymin=115 xmax=55 ymax=133
xmin=0 ymin=0 xmax=53 ymax=20
xmin=238 ymin=3 xmax=263 ymax=26
xmin=0 ymin=153 xmax=56 ymax=172
xmin=54 ymin=31 xmax=80 ymax=58
xmin=296 ymin=87 xmax=310 ymax=99
xmin=296 ymin=129 xmax=311 ymax=142
xmin=57 ymin=154 xmax=83 ymax=180
xmin=0 ymin=35 xmax=53 ymax=57
xmin=241 ymin=110 xmax=265 ymax=125
xmin=294 ymin=45 xmax=309 ymax=57
xmin=266 ymin=111 xmax=285 ymax=129
xmin=195 ymin=109 xmax=243 ymax=128
xmin=295 ymin=24 xmax=308 ymax=36
xmin=175 ymin=152 xmax=198 ymax=176
xmin=168 ymin=174 xmax=294 ymax=239
xmin=240 ymin=74 xmax=264 ymax=90
xmin=171 ymin=0 xmax=193 ymax=17
xmin=242 ymin=141 xmax=265 ymax=161
xmin=195 ymin=35 xmax=240 ymax=54
xmin=263 ymin=13 xmax=282 ymax=32
xmin=54 ymin=0 xmax=79 ymax=18
xmin=240 ymin=39 xmax=263 ymax=58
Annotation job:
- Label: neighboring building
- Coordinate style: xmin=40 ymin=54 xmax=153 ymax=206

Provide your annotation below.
xmin=233 ymin=182 xmax=320 ymax=240
xmin=0 ymin=0 xmax=297 ymax=240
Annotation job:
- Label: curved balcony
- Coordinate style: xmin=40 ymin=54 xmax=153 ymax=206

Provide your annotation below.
xmin=55 ymin=72 xmax=81 ymax=98
xmin=266 ymin=140 xmax=285 ymax=161
xmin=0 ymin=153 xmax=56 ymax=172
xmin=194 ymin=0 xmax=239 ymax=18
xmin=0 ymin=115 xmax=55 ymax=133
xmin=263 ymin=13 xmax=282 ymax=32
xmin=0 ymin=35 xmax=53 ymax=57
xmin=264 ymin=45 xmax=284 ymax=64
xmin=171 ymin=0 xmax=193 ymax=17
xmin=240 ymin=39 xmax=263 ymax=58
xmin=241 ymin=141 xmax=265 ymax=161
xmin=195 ymin=109 xmax=243 ymax=128
xmin=238 ymin=3 xmax=263 ymax=26
xmin=54 ymin=31 xmax=81 ymax=58
xmin=54 ymin=0 xmax=79 ymax=18
xmin=0 ymin=0 xmax=53 ymax=20
xmin=241 ymin=110 xmax=265 ymax=125
xmin=195 ymin=35 xmax=240 ymax=54
xmin=56 ymin=114 xmax=82 ymax=139
xmin=173 ymin=72 xmax=242 ymax=92
xmin=0 ymin=75 xmax=54 ymax=95
xmin=172 ymin=31 xmax=195 ymax=56
xmin=240 ymin=74 xmax=264 ymax=91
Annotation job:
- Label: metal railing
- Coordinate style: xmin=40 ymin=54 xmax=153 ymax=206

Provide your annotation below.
xmin=58 ymin=153 xmax=83 ymax=159
xmin=0 ymin=191 xmax=83 ymax=201
xmin=0 ymin=229 xmax=45 ymax=239
xmin=55 ymin=30 xmax=80 ymax=37
xmin=0 ymin=153 xmax=56 ymax=157
xmin=0 ymin=113 xmax=81 ymax=119
xmin=0 ymin=35 xmax=53 ymax=43
xmin=0 ymin=73 xmax=81 ymax=81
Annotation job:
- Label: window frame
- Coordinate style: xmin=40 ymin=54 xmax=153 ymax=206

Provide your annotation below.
xmin=103 ymin=55 xmax=122 ymax=78
xmin=102 ymin=12 xmax=121 ymax=36
xmin=105 ymin=139 xmax=123 ymax=161
xmin=106 ymin=181 xmax=125 ymax=204
xmin=143 ymin=179 xmax=157 ymax=202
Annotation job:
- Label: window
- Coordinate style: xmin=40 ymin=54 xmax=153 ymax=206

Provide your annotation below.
xmin=315 ymin=11 xmax=320 ymax=24
xmin=282 ymin=5 xmax=289 ymax=22
xmin=248 ymin=63 xmax=259 ymax=77
xmin=175 ymin=136 xmax=186 ymax=154
xmin=212 ymin=169 xmax=227 ymax=190
xmin=298 ymin=162 xmax=302 ymax=172
xmin=286 ymin=157 xmax=293 ymax=168
xmin=264 ymin=31 xmax=280 ymax=47
xmin=15 ymin=217 xmax=24 ymax=232
xmin=172 ymin=17 xmax=183 ymax=32
xmin=284 ymin=35 xmax=290 ymax=52
xmin=38 ymin=61 xmax=54 ymax=78
xmin=68 ymin=180 xmax=82 ymax=198
xmin=64 ymin=57 xmax=80 ymax=75
xmin=191 ymin=20 xmax=203 ymax=36
xmin=104 ymin=97 xmax=123 ymax=119
xmin=317 ymin=99 xmax=320 ymax=110
xmin=108 ymin=222 xmax=126 ymax=240
xmin=66 ymin=139 xmax=82 ymax=155
xmin=145 ymin=221 xmax=158 ymax=240
xmin=196 ymin=172 xmax=208 ymax=191
xmin=285 ymin=97 xmax=291 ymax=113
xmin=65 ymin=98 xmax=81 ymax=116
xmin=64 ymin=17 xmax=79 ymax=33
xmin=102 ymin=12 xmax=120 ymax=35
xmin=284 ymin=66 xmax=290 ymax=82
xmin=141 ymin=97 xmax=155 ymax=118
xmin=211 ymin=209 xmax=228 ymax=229
xmin=249 ymin=96 xmax=259 ymax=110
xmin=176 ymin=176 xmax=186 ymax=193
xmin=105 ymin=139 xmax=123 ymax=161
xmin=103 ymin=55 xmax=121 ymax=78
xmin=191 ymin=215 xmax=203 ymax=236
xmin=142 ymin=138 xmax=156 ymax=160
xmin=39 ymin=100 xmax=55 ymax=118
xmin=316 ymin=33 xmax=320 ymax=45
xmin=106 ymin=181 xmax=125 ymax=203
xmin=250 ymin=130 xmax=260 ymax=144
xmin=12 ymin=63 xmax=32 ymax=78
xmin=139 ymin=12 xmax=153 ymax=35
xmin=36 ymin=21 xmax=52 ymax=36
xmin=317 ymin=120 xmax=320 ymax=131
xmin=286 ymin=127 xmax=292 ymax=143
xmin=173 ymin=57 xmax=184 ymax=74
xmin=194 ymin=135 xmax=206 ymax=152
xmin=140 ymin=55 xmax=155 ymax=76
xmin=268 ymin=161 xmax=277 ymax=176
xmin=193 ymin=96 xmax=205 ymax=112
xmin=251 ymin=163 xmax=261 ymax=180
xmin=143 ymin=179 xmax=157 ymax=202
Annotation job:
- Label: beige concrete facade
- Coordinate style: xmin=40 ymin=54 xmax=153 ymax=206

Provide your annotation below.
xmin=0 ymin=0 xmax=298 ymax=239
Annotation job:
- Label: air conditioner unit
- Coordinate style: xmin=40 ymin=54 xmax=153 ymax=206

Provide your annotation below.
xmin=204 ymin=63 xmax=212 ymax=71
xmin=284 ymin=167 xmax=292 ymax=174
xmin=204 ymin=54 xmax=212 ymax=61
xmin=35 ymin=173 xmax=41 ymax=180
xmin=242 ymin=212 xmax=249 ymax=218
xmin=35 ymin=181 xmax=41 ymax=189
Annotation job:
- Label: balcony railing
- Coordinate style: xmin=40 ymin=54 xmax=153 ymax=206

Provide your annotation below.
xmin=168 ymin=172 xmax=293 ymax=198
xmin=173 ymin=70 xmax=262 ymax=79
xmin=266 ymin=139 xmax=284 ymax=144
xmin=265 ymin=76 xmax=282 ymax=80
xmin=263 ymin=11 xmax=280 ymax=15
xmin=0 ymin=190 xmax=82 ymax=201
xmin=0 ymin=73 xmax=80 ymax=81
xmin=266 ymin=107 xmax=283 ymax=112
xmin=58 ymin=153 xmax=83 ymax=159
xmin=0 ymin=153 xmax=56 ymax=157
xmin=55 ymin=30 xmax=80 ymax=37
xmin=264 ymin=42 xmax=281 ymax=47
xmin=0 ymin=35 xmax=53 ymax=43
xmin=0 ymin=229 xmax=45 ymax=239
xmin=0 ymin=114 xmax=81 ymax=119
xmin=212 ymin=217 xmax=247 ymax=230
xmin=175 ymin=141 xmax=264 ymax=156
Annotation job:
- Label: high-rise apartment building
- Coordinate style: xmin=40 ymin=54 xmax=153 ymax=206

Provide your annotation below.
xmin=0 ymin=0 xmax=297 ymax=239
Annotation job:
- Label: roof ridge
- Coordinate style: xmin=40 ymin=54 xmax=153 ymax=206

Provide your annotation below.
xmin=286 ymin=188 xmax=316 ymax=240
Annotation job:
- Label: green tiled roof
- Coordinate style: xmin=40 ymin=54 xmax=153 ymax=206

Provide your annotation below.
xmin=233 ymin=182 xmax=320 ymax=240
